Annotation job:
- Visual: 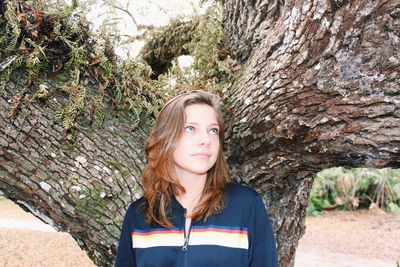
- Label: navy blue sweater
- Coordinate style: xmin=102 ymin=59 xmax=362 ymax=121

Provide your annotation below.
xmin=115 ymin=183 xmax=278 ymax=267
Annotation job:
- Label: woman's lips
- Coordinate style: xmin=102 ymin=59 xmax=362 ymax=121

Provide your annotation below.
xmin=191 ymin=153 xmax=211 ymax=158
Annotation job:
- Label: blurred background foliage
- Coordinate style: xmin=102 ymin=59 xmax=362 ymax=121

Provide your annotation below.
xmin=308 ymin=167 xmax=400 ymax=216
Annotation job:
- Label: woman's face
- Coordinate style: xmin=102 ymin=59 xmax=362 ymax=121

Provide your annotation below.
xmin=173 ymin=104 xmax=220 ymax=178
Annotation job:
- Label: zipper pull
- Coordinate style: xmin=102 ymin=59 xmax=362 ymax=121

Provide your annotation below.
xmin=182 ymin=237 xmax=188 ymax=251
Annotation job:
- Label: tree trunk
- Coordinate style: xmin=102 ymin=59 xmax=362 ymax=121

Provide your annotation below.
xmin=1 ymin=1 xmax=399 ymax=267
xmin=0 ymin=77 xmax=148 ymax=266
xmin=222 ymin=0 xmax=400 ymax=266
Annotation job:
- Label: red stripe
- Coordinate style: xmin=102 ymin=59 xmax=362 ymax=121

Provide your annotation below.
xmin=132 ymin=230 xmax=183 ymax=236
xmin=192 ymin=228 xmax=247 ymax=234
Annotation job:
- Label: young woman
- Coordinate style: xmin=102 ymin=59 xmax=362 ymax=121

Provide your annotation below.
xmin=115 ymin=90 xmax=278 ymax=267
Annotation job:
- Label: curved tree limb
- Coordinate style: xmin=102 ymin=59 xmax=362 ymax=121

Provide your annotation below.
xmin=223 ymin=0 xmax=400 ymax=265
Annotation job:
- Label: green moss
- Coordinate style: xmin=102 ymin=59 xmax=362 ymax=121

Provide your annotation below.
xmin=151 ymin=3 xmax=239 ymax=99
xmin=67 ymin=175 xmax=80 ymax=185
xmin=0 ymin=0 xmax=161 ymax=132
xmin=185 ymin=3 xmax=239 ymax=93
xmin=1 ymin=0 xmax=239 ymax=133
xmin=106 ymin=160 xmax=129 ymax=177
xmin=106 ymin=224 xmax=121 ymax=239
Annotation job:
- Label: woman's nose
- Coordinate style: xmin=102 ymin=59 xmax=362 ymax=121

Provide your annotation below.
xmin=198 ymin=130 xmax=211 ymax=146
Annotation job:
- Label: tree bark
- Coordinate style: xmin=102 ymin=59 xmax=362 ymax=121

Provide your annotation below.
xmin=1 ymin=1 xmax=400 ymax=267
xmin=222 ymin=0 xmax=400 ymax=266
xmin=0 ymin=77 xmax=148 ymax=266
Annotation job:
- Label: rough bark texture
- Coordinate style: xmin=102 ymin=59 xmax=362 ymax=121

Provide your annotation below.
xmin=1 ymin=1 xmax=400 ymax=267
xmin=222 ymin=0 xmax=400 ymax=266
xmin=0 ymin=76 xmax=148 ymax=266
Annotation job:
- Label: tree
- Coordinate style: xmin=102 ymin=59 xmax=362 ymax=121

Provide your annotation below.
xmin=220 ymin=0 xmax=400 ymax=265
xmin=1 ymin=0 xmax=399 ymax=266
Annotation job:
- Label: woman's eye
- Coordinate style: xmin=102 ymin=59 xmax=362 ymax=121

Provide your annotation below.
xmin=210 ymin=128 xmax=219 ymax=135
xmin=184 ymin=126 xmax=195 ymax=132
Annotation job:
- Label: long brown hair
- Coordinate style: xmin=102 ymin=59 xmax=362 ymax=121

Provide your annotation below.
xmin=142 ymin=90 xmax=231 ymax=228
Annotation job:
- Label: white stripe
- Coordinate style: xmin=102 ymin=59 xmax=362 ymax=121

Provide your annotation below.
xmin=132 ymin=233 xmax=184 ymax=248
xmin=189 ymin=231 xmax=249 ymax=249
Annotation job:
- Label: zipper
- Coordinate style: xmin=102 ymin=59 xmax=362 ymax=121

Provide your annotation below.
xmin=182 ymin=237 xmax=189 ymax=251
xmin=182 ymin=210 xmax=192 ymax=251
xmin=182 ymin=210 xmax=193 ymax=267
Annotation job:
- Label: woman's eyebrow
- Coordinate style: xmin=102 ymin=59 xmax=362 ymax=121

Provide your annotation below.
xmin=185 ymin=122 xmax=219 ymax=127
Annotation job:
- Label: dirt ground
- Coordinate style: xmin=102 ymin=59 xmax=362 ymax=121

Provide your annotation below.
xmin=0 ymin=198 xmax=95 ymax=267
xmin=295 ymin=210 xmax=400 ymax=267
xmin=0 ymin=197 xmax=399 ymax=267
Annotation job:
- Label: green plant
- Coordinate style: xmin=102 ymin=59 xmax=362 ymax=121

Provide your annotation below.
xmin=152 ymin=2 xmax=239 ymax=98
xmin=1 ymin=0 xmax=161 ymax=131
xmin=307 ymin=167 xmax=400 ymax=215
xmin=185 ymin=2 xmax=238 ymax=93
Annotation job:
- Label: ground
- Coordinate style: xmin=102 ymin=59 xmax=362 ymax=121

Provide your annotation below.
xmin=295 ymin=210 xmax=400 ymax=267
xmin=0 ymin=197 xmax=399 ymax=267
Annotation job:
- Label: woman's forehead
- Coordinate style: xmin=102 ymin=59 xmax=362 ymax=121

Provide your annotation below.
xmin=184 ymin=104 xmax=218 ymax=123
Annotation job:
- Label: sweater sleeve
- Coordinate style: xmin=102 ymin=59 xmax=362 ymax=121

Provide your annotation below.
xmin=114 ymin=204 xmax=136 ymax=267
xmin=249 ymin=196 xmax=278 ymax=267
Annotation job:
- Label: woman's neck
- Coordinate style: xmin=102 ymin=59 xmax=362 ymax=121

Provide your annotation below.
xmin=176 ymin=173 xmax=206 ymax=212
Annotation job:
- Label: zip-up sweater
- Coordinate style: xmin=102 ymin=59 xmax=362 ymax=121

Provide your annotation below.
xmin=115 ymin=183 xmax=278 ymax=267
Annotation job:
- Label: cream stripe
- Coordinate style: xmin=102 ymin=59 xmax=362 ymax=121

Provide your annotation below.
xmin=132 ymin=233 xmax=183 ymax=248
xmin=189 ymin=231 xmax=249 ymax=249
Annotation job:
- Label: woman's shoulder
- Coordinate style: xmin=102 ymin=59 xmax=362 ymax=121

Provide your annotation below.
xmin=126 ymin=196 xmax=146 ymax=215
xmin=225 ymin=183 xmax=260 ymax=202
